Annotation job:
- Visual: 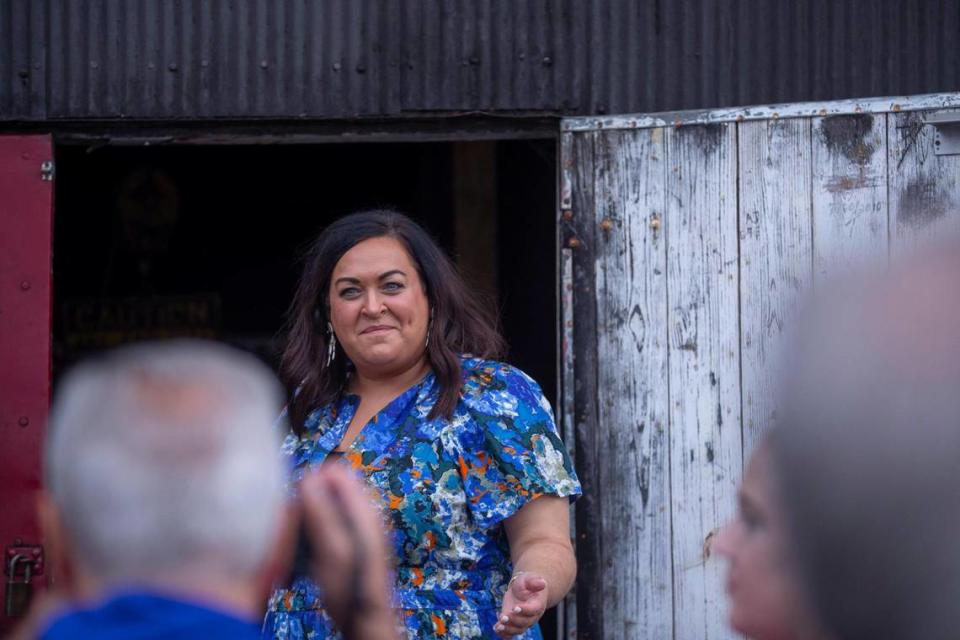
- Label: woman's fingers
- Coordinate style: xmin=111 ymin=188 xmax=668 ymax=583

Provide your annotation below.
xmin=494 ymin=589 xmax=547 ymax=636
xmin=508 ymin=605 xmax=542 ymax=620
xmin=495 ymin=615 xmax=537 ymax=637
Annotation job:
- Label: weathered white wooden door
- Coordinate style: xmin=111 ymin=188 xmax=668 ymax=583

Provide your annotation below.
xmin=558 ymin=93 xmax=960 ymax=640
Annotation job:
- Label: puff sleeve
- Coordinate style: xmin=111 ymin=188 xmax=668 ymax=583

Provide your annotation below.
xmin=455 ymin=363 xmax=581 ymax=530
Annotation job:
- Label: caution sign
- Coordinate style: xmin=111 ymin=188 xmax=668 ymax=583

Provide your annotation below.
xmin=62 ymin=294 xmax=221 ymax=351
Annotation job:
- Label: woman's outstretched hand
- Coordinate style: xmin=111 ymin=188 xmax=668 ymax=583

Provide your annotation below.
xmin=494 ymin=572 xmax=549 ymax=637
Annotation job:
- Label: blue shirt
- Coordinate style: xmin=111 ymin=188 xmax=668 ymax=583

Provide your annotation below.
xmin=40 ymin=591 xmax=261 ymax=640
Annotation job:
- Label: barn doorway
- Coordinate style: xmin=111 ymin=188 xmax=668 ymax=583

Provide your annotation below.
xmin=51 ymin=136 xmax=560 ymax=633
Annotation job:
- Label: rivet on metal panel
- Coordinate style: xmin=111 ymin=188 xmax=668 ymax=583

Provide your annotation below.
xmin=167 ymin=63 xmax=178 ymax=72
xmin=332 ymin=63 xmax=341 ymax=72
xmin=562 ymin=209 xmax=573 ymax=221
xmin=18 ymin=417 xmax=29 ymax=428
xmin=542 ymin=56 xmax=552 ymax=66
xmin=201 ymin=60 xmax=209 ymax=68
xmin=19 ymin=281 xmax=30 ymax=291
xmin=356 ymin=64 xmax=367 ymax=74
xmin=599 ymin=218 xmax=614 ymax=232
xmin=90 ymin=61 xmax=98 ymax=69
xmin=567 ymin=237 xmax=582 ymax=249
xmin=261 ymin=60 xmax=269 ymax=69
xmin=17 ymin=69 xmax=29 ymax=79
xmin=469 ymin=56 xmax=480 ymax=66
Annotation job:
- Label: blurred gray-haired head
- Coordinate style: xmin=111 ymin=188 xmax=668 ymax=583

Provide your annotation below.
xmin=771 ymin=240 xmax=960 ymax=640
xmin=46 ymin=340 xmax=287 ymax=584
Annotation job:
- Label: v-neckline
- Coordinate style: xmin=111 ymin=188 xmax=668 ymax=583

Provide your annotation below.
xmin=330 ymin=370 xmax=435 ymax=456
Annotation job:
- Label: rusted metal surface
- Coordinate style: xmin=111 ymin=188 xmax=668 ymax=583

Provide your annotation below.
xmin=0 ymin=135 xmax=53 ymax=633
xmin=3 ymin=0 xmax=960 ymax=122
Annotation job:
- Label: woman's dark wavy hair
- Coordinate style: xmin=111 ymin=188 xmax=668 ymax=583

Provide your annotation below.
xmin=281 ymin=209 xmax=506 ymax=434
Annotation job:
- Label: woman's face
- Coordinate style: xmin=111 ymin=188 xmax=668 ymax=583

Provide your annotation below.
xmin=327 ymin=236 xmax=430 ymax=377
xmin=715 ymin=444 xmax=809 ymax=640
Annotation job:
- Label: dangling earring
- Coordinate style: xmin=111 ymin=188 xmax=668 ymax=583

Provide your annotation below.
xmin=425 ymin=308 xmax=433 ymax=348
xmin=326 ymin=322 xmax=337 ymax=366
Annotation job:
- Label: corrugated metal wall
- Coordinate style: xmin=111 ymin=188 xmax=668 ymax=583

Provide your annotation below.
xmin=2 ymin=0 xmax=959 ymax=122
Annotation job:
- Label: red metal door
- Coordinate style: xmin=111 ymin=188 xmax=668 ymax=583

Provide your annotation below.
xmin=0 ymin=135 xmax=54 ymax=630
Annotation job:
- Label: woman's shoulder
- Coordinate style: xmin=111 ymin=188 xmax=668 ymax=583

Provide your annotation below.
xmin=458 ymin=356 xmax=551 ymax=417
xmin=459 ymin=355 xmax=538 ymax=391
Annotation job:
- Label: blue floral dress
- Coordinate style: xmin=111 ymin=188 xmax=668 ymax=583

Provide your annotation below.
xmin=263 ymin=357 xmax=581 ymax=640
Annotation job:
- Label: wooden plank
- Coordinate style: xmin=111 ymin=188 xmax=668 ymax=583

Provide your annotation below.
xmin=564 ymin=130 xmax=604 ymax=640
xmin=665 ymin=123 xmax=742 ymax=639
xmin=738 ymin=119 xmax=814 ymax=456
xmin=812 ymin=113 xmax=889 ymax=279
xmin=888 ymin=110 xmax=960 ymax=254
xmin=593 ymin=128 xmax=672 ymax=639
xmin=562 ymin=92 xmax=960 ymax=132
xmin=559 ymin=247 xmax=576 ymax=640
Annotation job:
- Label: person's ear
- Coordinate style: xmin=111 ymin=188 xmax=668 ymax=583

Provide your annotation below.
xmin=255 ymin=502 xmax=299 ymax=609
xmin=36 ymin=491 xmax=80 ymax=596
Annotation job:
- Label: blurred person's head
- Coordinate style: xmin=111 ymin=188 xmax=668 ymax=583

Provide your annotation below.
xmin=715 ymin=437 xmax=822 ymax=640
xmin=771 ymin=239 xmax=960 ymax=640
xmin=42 ymin=341 xmax=291 ymax=612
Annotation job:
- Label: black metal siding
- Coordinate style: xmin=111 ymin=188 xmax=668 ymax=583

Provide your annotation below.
xmin=2 ymin=0 xmax=959 ymax=122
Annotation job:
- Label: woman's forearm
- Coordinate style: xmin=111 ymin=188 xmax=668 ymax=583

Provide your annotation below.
xmin=511 ymin=539 xmax=577 ymax=608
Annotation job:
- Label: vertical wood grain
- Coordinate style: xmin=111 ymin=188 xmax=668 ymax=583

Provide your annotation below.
xmin=738 ymin=119 xmax=814 ymax=456
xmin=593 ymin=127 xmax=673 ymax=639
xmin=665 ymin=122 xmax=742 ymax=640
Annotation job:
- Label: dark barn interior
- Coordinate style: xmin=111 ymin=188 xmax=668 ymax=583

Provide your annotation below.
xmin=52 ymin=138 xmax=559 ymax=414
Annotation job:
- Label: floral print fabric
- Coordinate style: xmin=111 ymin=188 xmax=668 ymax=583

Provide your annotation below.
xmin=263 ymin=357 xmax=581 ymax=640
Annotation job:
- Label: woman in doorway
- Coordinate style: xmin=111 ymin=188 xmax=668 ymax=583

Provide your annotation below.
xmin=714 ymin=434 xmax=831 ymax=640
xmin=263 ymin=210 xmax=580 ymax=640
